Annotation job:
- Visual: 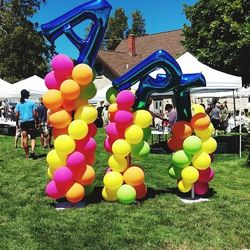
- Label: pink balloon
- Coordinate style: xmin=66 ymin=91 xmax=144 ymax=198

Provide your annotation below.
xmin=194 ymin=181 xmax=209 ymax=196
xmin=199 ymin=167 xmax=215 ymax=183
xmin=44 ymin=71 xmax=63 ymax=90
xmin=104 ymin=137 xmax=113 ymax=153
xmin=54 ymin=167 xmax=74 ymax=193
xmin=106 ymin=122 xmax=124 ymax=140
xmin=67 ymin=151 xmax=85 ymax=168
xmin=114 ymin=110 xmax=133 ymax=127
xmin=51 ymin=54 xmax=74 ymax=78
xmin=88 ymin=123 xmax=97 ymax=137
xmin=116 ymin=90 xmax=135 ymax=110
xmin=45 ymin=180 xmax=64 ymax=200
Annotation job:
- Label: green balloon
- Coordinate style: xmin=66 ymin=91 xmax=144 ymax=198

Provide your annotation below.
xmin=117 ymin=184 xmax=136 ymax=204
xmin=131 ymin=141 xmax=150 ymax=160
xmin=168 ymin=163 xmax=182 ymax=180
xmin=79 ymin=82 xmax=97 ymax=100
xmin=172 ymin=150 xmax=192 ymax=168
xmin=183 ymin=135 xmax=202 ymax=155
xmin=106 ymin=87 xmax=118 ymax=104
xmin=84 ymin=183 xmax=95 ymax=197
xmin=143 ymin=127 xmax=152 ymax=141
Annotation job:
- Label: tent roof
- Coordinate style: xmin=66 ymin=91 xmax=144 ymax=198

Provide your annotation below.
xmin=0 ymin=75 xmax=47 ymax=100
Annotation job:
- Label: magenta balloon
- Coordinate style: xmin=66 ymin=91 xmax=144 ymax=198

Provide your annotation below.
xmin=106 ymin=122 xmax=124 ymax=139
xmin=54 ymin=167 xmax=74 ymax=191
xmin=114 ymin=110 xmax=133 ymax=126
xmin=45 ymin=180 xmax=64 ymax=200
xmin=104 ymin=137 xmax=112 ymax=153
xmin=116 ymin=90 xmax=135 ymax=110
xmin=194 ymin=181 xmax=209 ymax=195
xmin=88 ymin=123 xmax=97 ymax=137
xmin=67 ymin=151 xmax=85 ymax=168
xmin=51 ymin=54 xmax=74 ymax=78
xmin=199 ymin=167 xmax=215 ymax=183
xmin=44 ymin=71 xmax=63 ymax=90
xmin=82 ymin=137 xmax=97 ymax=152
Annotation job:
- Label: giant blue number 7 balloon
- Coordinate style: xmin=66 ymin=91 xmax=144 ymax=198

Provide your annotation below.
xmin=41 ymin=0 xmax=112 ymax=67
xmin=113 ymin=50 xmax=206 ymax=121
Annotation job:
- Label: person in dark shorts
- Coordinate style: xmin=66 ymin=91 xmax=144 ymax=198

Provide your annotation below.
xmin=15 ymin=89 xmax=37 ymax=159
xmin=209 ymin=103 xmax=221 ymax=135
xmin=36 ymin=97 xmax=51 ymax=148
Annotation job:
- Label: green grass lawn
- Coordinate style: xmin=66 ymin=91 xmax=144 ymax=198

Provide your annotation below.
xmin=0 ymin=130 xmax=249 ymax=250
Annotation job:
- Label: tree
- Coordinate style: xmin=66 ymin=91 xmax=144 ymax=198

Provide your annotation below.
xmin=104 ymin=8 xmax=128 ymax=50
xmin=128 ymin=10 xmax=146 ymax=36
xmin=183 ymin=0 xmax=250 ymax=86
xmin=0 ymin=0 xmax=54 ymax=83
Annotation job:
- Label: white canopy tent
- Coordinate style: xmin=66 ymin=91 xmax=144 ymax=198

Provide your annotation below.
xmin=0 ymin=79 xmax=13 ymax=100
xmin=0 ymin=75 xmax=47 ymax=100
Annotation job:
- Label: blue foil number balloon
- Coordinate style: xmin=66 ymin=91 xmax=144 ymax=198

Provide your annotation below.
xmin=41 ymin=0 xmax=112 ymax=67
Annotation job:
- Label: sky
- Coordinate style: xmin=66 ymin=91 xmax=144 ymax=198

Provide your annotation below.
xmin=32 ymin=0 xmax=197 ymax=59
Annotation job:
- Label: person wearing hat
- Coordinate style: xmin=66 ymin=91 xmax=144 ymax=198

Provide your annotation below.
xmin=15 ymin=89 xmax=37 ymax=159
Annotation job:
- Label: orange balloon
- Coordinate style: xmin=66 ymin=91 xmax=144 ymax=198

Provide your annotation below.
xmin=60 ymin=79 xmax=80 ymax=100
xmin=76 ymin=165 xmax=95 ymax=186
xmin=63 ymin=99 xmax=75 ymax=112
xmin=134 ymin=183 xmax=147 ymax=200
xmin=43 ymin=90 xmax=63 ymax=110
xmin=52 ymin=127 xmax=68 ymax=139
xmin=108 ymin=103 xmax=118 ymax=122
xmin=167 ymin=136 xmax=184 ymax=152
xmin=191 ymin=113 xmax=210 ymax=131
xmin=123 ymin=166 xmax=144 ymax=186
xmin=72 ymin=64 xmax=93 ymax=86
xmin=172 ymin=121 xmax=193 ymax=140
xmin=49 ymin=109 xmax=72 ymax=129
xmin=66 ymin=183 xmax=85 ymax=203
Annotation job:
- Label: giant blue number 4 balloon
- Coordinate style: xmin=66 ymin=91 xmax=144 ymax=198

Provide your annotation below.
xmin=113 ymin=50 xmax=206 ymax=121
xmin=41 ymin=0 xmax=112 ymax=67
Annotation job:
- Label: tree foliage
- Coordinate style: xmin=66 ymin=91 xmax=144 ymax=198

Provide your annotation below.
xmin=128 ymin=10 xmax=146 ymax=36
xmin=183 ymin=0 xmax=250 ymax=86
xmin=104 ymin=8 xmax=128 ymax=50
xmin=0 ymin=0 xmax=54 ymax=83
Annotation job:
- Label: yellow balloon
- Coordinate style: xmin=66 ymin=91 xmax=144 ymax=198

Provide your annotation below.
xmin=68 ymin=119 xmax=88 ymax=140
xmin=46 ymin=149 xmax=66 ymax=167
xmin=47 ymin=167 xmax=52 ymax=179
xmin=191 ymin=104 xmax=205 ymax=115
xmin=112 ymin=139 xmax=131 ymax=157
xmin=74 ymin=104 xmax=98 ymax=124
xmin=202 ymin=137 xmax=217 ymax=154
xmin=103 ymin=172 xmax=123 ymax=190
xmin=125 ymin=125 xmax=144 ymax=144
xmin=102 ymin=186 xmax=118 ymax=201
xmin=54 ymin=135 xmax=76 ymax=155
xmin=181 ymin=166 xmax=199 ymax=184
xmin=178 ymin=180 xmax=192 ymax=193
xmin=195 ymin=123 xmax=214 ymax=139
xmin=192 ymin=152 xmax=211 ymax=170
xmin=108 ymin=155 xmax=128 ymax=173
xmin=133 ymin=110 xmax=152 ymax=128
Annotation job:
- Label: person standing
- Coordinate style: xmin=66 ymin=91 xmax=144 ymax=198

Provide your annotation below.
xmin=209 ymin=103 xmax=221 ymax=135
xmin=15 ymin=89 xmax=37 ymax=159
xmin=165 ymin=104 xmax=177 ymax=128
xmin=220 ymin=101 xmax=229 ymax=133
xmin=36 ymin=97 xmax=50 ymax=149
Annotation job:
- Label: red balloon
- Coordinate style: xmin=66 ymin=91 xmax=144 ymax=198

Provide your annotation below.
xmin=172 ymin=121 xmax=193 ymax=140
xmin=88 ymin=123 xmax=97 ymax=137
xmin=134 ymin=183 xmax=147 ymax=200
xmin=167 ymin=136 xmax=184 ymax=152
xmin=198 ymin=167 xmax=214 ymax=183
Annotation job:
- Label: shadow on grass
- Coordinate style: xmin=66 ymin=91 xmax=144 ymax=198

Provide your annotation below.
xmin=51 ymin=186 xmax=217 ymax=209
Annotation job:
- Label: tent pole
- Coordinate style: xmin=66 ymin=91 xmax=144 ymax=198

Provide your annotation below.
xmin=239 ymin=90 xmax=242 ymax=158
xmin=233 ymin=90 xmax=236 ymax=128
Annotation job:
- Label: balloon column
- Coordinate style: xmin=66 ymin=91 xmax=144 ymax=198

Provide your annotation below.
xmin=167 ymin=104 xmax=217 ymax=196
xmin=102 ymin=90 xmax=152 ymax=204
xmin=41 ymin=0 xmax=111 ymax=204
xmin=44 ymin=55 xmax=98 ymax=203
